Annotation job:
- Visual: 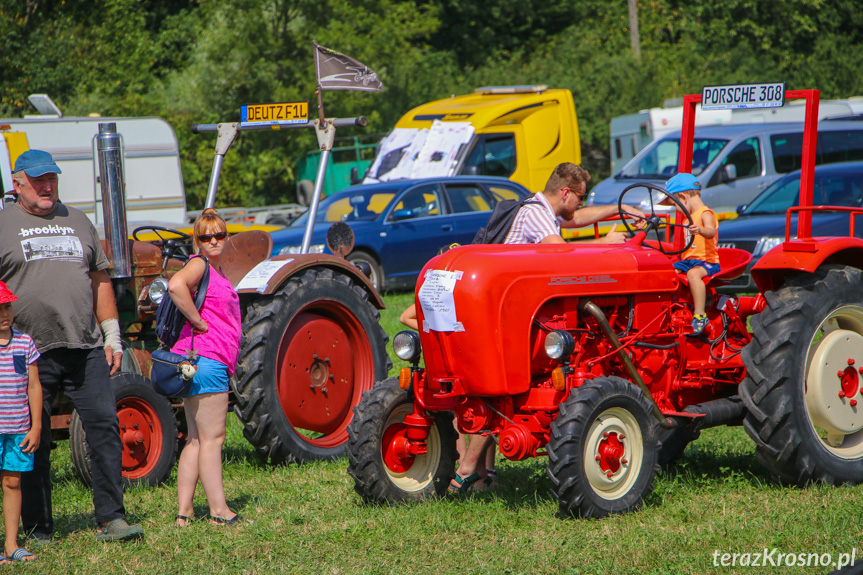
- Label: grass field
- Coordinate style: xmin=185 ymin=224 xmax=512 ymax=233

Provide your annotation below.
xmin=21 ymin=291 xmax=863 ymax=574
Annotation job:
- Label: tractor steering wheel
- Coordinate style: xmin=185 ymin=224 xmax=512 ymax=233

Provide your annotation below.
xmin=132 ymin=225 xmax=194 ymax=262
xmin=617 ymin=183 xmax=696 ymax=256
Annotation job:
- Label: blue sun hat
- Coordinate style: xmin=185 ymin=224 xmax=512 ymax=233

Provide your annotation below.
xmin=13 ymin=150 xmax=62 ymax=177
xmin=657 ymin=173 xmax=701 ymax=205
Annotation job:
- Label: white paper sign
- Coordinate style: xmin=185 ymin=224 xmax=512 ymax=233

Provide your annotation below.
xmin=418 ymin=269 xmax=464 ymax=332
xmin=236 ymin=259 xmax=294 ymax=292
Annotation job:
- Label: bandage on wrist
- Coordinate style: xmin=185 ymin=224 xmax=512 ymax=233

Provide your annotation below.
xmin=100 ymin=318 xmax=123 ymax=353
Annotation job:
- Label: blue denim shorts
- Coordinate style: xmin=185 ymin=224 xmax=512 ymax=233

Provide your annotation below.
xmin=674 ymin=259 xmax=721 ymax=277
xmin=0 ymin=433 xmax=34 ymax=472
xmin=185 ymin=356 xmax=230 ymax=398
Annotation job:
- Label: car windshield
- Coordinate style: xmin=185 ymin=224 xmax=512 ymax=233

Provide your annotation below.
xmin=618 ymin=137 xmax=728 ymax=179
xmin=291 ymin=191 xmax=396 ymax=226
xmin=744 ymin=167 xmax=863 ymax=215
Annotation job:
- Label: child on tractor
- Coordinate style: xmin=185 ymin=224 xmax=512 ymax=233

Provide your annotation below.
xmin=663 ymin=173 xmax=720 ymax=335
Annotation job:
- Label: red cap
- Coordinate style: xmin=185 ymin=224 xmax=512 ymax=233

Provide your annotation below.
xmin=0 ymin=282 xmax=17 ymax=305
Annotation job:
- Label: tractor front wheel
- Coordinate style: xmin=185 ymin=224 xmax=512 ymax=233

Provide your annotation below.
xmin=547 ymin=376 xmax=661 ymax=518
xmin=347 ymin=379 xmax=457 ymax=503
xmin=234 ymin=268 xmax=390 ymax=465
xmin=741 ymin=265 xmax=863 ymax=485
xmin=70 ymin=373 xmax=178 ymax=488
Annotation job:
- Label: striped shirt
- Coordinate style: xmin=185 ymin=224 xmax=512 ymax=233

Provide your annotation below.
xmin=0 ymin=329 xmax=39 ymax=434
xmin=504 ymin=192 xmax=562 ymax=244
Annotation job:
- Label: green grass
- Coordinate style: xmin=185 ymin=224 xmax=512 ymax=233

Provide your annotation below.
xmin=22 ymin=292 xmax=863 ymax=574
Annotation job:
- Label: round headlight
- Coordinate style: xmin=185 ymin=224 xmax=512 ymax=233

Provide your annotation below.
xmin=147 ymin=278 xmax=169 ymax=305
xmin=544 ymin=330 xmax=575 ymax=360
xmin=393 ymin=330 xmax=422 ymax=362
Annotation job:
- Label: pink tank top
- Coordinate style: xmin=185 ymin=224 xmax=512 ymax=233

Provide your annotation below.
xmin=171 ymin=257 xmax=242 ymax=375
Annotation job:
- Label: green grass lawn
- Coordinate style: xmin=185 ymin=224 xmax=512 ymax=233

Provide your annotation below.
xmin=25 ymin=291 xmax=863 ymax=574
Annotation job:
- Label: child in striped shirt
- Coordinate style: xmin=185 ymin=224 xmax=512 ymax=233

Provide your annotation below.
xmin=0 ymin=281 xmax=41 ymax=563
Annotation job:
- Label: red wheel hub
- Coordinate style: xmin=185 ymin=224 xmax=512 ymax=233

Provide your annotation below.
xmin=276 ymin=303 xmax=375 ymax=448
xmin=117 ymin=398 xmax=163 ymax=479
xmin=839 ymin=364 xmax=860 ymax=399
xmin=381 ymin=422 xmax=415 ymax=473
xmin=597 ymin=432 xmax=625 ymax=474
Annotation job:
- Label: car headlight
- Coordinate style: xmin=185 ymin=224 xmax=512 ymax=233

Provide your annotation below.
xmin=544 ymin=330 xmax=575 ymax=360
xmin=279 ymin=244 xmax=325 ymax=255
xmin=147 ymin=278 xmax=169 ymax=305
xmin=586 ymin=189 xmax=596 ymax=205
xmin=393 ymin=330 xmax=422 ymax=363
xmin=754 ymin=237 xmax=783 ymax=256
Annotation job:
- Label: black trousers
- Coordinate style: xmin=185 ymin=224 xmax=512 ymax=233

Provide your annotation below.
xmin=22 ymin=347 xmax=125 ymax=535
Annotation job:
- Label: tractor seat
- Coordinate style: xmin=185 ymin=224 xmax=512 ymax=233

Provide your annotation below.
xmin=676 ymin=247 xmax=752 ymax=287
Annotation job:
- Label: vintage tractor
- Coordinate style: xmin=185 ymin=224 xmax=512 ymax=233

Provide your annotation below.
xmin=347 ymin=88 xmax=863 ymax=517
xmin=67 ymin=109 xmax=390 ymax=486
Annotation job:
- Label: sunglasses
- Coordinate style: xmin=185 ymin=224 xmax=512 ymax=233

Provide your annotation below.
xmin=197 ymin=231 xmax=228 ymax=242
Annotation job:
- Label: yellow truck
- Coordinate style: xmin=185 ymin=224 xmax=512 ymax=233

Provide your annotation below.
xmin=364 ymin=85 xmax=581 ymax=194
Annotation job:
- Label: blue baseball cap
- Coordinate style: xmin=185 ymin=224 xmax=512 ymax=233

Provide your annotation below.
xmin=13 ymin=150 xmax=62 ymax=177
xmin=665 ymin=173 xmax=701 ymax=195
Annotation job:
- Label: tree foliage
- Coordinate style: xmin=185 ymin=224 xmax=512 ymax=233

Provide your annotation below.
xmin=2 ymin=0 xmax=862 ymax=206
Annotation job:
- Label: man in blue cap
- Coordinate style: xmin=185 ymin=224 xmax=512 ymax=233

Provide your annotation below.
xmin=663 ymin=172 xmax=720 ymax=336
xmin=0 ymin=150 xmax=144 ymax=543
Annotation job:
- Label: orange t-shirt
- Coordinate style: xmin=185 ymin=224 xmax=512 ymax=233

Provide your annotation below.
xmin=680 ymin=206 xmax=719 ymax=264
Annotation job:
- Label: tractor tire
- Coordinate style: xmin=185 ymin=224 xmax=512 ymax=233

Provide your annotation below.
xmin=741 ymin=264 xmax=863 ymax=485
xmin=346 ymin=250 xmax=383 ymax=292
xmin=234 ymin=267 xmax=391 ymax=465
xmin=347 ymin=379 xmax=457 ymax=503
xmin=547 ymin=376 xmax=661 ymax=518
xmin=297 ymin=179 xmax=314 ymax=206
xmin=70 ymin=373 xmax=178 ymax=488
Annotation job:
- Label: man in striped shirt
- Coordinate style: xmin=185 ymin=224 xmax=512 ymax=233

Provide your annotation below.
xmin=505 ymin=162 xmax=645 ymax=244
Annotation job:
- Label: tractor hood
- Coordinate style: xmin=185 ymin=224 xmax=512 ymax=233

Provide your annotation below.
xmin=415 ymin=242 xmax=678 ymax=397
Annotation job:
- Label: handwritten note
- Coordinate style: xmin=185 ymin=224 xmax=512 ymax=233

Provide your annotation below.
xmin=418 ymin=269 xmax=464 ymax=332
xmin=236 ymin=259 xmax=294 ymax=292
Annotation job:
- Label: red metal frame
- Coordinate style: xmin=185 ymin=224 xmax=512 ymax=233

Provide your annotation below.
xmin=677 ymin=89 xmax=821 ymax=247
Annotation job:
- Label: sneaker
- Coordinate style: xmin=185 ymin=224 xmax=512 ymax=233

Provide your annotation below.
xmin=690 ymin=314 xmax=709 ymax=336
xmin=95 ymin=518 xmax=144 ymax=542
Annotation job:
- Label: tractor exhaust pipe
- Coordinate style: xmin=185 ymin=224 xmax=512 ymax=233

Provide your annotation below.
xmin=679 ymin=396 xmax=746 ymax=431
xmin=578 ymin=299 xmax=673 ymax=429
xmin=96 ymin=122 xmax=132 ymax=278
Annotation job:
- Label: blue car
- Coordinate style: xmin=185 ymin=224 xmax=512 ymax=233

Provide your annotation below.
xmin=270 ymin=176 xmax=531 ymax=290
xmin=716 ymin=161 xmax=863 ymax=293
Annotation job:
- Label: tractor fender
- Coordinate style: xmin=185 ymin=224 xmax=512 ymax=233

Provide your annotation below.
xmin=751 ymin=237 xmax=863 ymax=293
xmin=236 ymin=253 xmax=384 ymax=309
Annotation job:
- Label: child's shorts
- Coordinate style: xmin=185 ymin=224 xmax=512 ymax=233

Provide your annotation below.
xmin=0 ymin=433 xmax=34 ymax=473
xmin=674 ymin=259 xmax=721 ymax=276
xmin=185 ymin=356 xmax=230 ymax=398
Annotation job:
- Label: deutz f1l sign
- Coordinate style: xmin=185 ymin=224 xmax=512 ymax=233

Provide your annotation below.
xmin=702 ymin=82 xmax=785 ymax=110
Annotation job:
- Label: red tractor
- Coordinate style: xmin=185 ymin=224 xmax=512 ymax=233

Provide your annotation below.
xmin=347 ymin=88 xmax=863 ymax=517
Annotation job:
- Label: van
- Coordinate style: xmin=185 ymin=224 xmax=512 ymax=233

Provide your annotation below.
xmin=1 ymin=112 xmax=186 ymax=225
xmin=588 ymin=120 xmax=863 ymax=215
xmin=364 ymin=85 xmax=580 ymax=194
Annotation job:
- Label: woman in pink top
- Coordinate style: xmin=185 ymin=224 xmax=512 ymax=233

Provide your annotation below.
xmin=167 ymin=209 xmax=245 ymax=527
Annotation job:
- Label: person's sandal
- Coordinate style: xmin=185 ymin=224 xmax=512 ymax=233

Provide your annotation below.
xmin=209 ymin=514 xmax=248 ymax=526
xmin=175 ymin=514 xmax=195 ymax=527
xmin=95 ymin=518 xmax=144 ymax=542
xmin=484 ymin=468 xmax=499 ymax=489
xmin=448 ymin=472 xmax=482 ymax=493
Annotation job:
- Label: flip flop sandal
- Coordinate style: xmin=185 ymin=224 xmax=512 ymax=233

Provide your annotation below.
xmin=484 ymin=468 xmax=499 ymax=488
xmin=209 ymin=514 xmax=250 ymax=526
xmin=10 ymin=548 xmax=35 ymax=562
xmin=448 ymin=472 xmax=482 ymax=493
xmin=175 ymin=515 xmax=195 ymax=527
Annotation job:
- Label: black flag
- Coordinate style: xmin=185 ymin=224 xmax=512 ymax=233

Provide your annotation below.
xmin=313 ymin=42 xmax=383 ymax=92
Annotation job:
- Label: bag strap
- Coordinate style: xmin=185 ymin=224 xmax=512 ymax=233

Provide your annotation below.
xmin=192 ymin=255 xmax=210 ymax=311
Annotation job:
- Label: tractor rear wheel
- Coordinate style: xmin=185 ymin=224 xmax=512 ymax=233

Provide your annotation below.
xmin=741 ymin=265 xmax=863 ymax=485
xmin=234 ymin=267 xmax=390 ymax=465
xmin=547 ymin=376 xmax=661 ymax=518
xmin=347 ymin=379 xmax=457 ymax=503
xmin=70 ymin=373 xmax=178 ymax=488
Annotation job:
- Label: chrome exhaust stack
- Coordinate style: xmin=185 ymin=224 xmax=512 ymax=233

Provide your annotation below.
xmin=96 ymin=122 xmax=132 ymax=278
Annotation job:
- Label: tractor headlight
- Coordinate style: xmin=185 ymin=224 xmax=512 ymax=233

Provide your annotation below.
xmin=393 ymin=330 xmax=422 ymax=363
xmin=147 ymin=278 xmax=169 ymax=305
xmin=544 ymin=330 xmax=575 ymax=360
xmin=279 ymin=244 xmax=325 ymax=255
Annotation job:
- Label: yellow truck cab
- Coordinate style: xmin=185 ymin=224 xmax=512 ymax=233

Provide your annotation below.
xmin=364 ymin=85 xmax=581 ymax=194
